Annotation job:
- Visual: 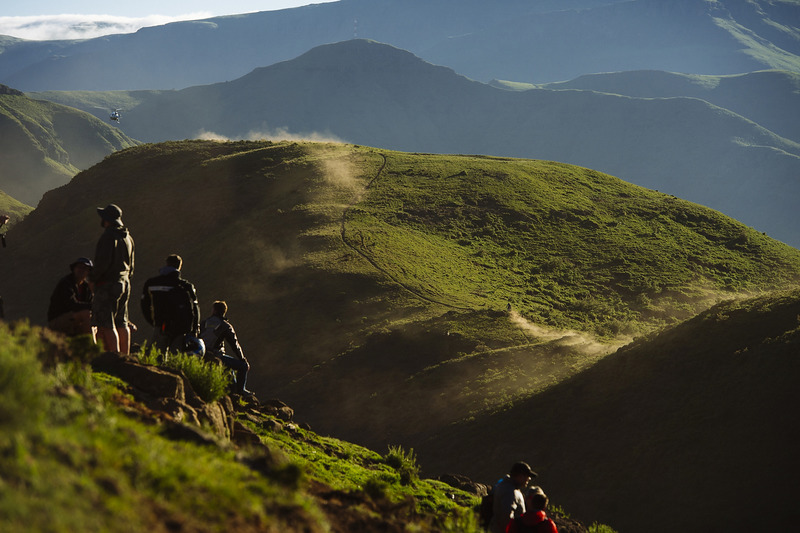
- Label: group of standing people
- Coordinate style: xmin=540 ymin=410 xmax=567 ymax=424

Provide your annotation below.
xmin=46 ymin=203 xmax=252 ymax=395
xmin=488 ymin=462 xmax=558 ymax=533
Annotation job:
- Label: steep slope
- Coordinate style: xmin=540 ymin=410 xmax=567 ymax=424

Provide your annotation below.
xmin=2 ymin=139 xmax=798 ymax=530
xmin=0 ymin=189 xmax=33 ymax=223
xmin=532 ymin=69 xmax=800 ymax=144
xmin=0 ymin=85 xmax=137 ymax=205
xmin=36 ymin=40 xmax=800 ymax=247
xmin=0 ymin=322 xmax=489 ymax=533
xmin=419 ymin=289 xmax=800 ymax=532
xmin=1 ymin=0 xmax=798 ymax=91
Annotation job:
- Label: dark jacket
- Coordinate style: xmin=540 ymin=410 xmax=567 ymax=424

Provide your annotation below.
xmin=91 ymin=224 xmax=134 ymax=284
xmin=47 ymin=273 xmax=93 ymax=321
xmin=140 ymin=267 xmax=200 ymax=336
xmin=199 ymin=314 xmax=245 ymax=360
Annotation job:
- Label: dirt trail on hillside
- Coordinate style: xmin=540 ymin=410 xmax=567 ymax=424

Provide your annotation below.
xmin=338 ymin=152 xmax=473 ymax=310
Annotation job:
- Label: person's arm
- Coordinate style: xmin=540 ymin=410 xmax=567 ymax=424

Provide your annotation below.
xmin=139 ymin=280 xmax=155 ymax=327
xmin=222 ymin=322 xmax=245 ymax=360
xmin=189 ymin=285 xmax=200 ymax=336
xmin=91 ymin=232 xmax=113 ymax=283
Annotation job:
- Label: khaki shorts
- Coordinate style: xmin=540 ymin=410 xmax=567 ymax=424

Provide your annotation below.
xmin=92 ymin=279 xmax=130 ymax=329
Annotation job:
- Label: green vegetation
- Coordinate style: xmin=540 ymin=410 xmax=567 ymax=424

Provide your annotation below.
xmin=347 ymin=151 xmax=800 ymax=337
xmin=0 ymin=89 xmax=136 ymax=205
xmin=137 ymin=343 xmax=232 ymax=402
xmin=0 ymin=321 xmax=492 ymax=532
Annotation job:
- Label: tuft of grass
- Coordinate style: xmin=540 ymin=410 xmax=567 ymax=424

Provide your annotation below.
xmin=136 ymin=343 xmax=232 ymax=402
xmin=385 ymin=445 xmax=421 ymax=486
xmin=161 ymin=351 xmax=232 ymax=403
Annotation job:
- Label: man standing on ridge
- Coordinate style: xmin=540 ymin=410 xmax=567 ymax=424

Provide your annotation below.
xmin=91 ymin=204 xmax=135 ymax=354
xmin=141 ymin=254 xmax=200 ymax=354
xmin=200 ymin=300 xmax=253 ymax=396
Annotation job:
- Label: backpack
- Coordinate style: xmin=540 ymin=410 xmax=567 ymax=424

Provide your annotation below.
xmin=160 ymin=285 xmax=194 ymax=335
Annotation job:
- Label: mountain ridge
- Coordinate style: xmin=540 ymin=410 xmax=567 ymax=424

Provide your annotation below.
xmin=31 ymin=39 xmax=800 ymax=246
xmin=1 ymin=0 xmax=797 ymax=91
xmin=0 ymin=85 xmax=137 ymax=205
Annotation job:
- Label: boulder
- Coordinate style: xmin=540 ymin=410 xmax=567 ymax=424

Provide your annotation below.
xmin=91 ymin=352 xmax=185 ymax=402
xmin=199 ymin=402 xmax=232 ymax=440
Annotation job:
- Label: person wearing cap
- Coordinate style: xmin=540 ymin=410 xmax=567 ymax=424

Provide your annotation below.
xmin=505 ymin=487 xmax=558 ymax=533
xmin=47 ymin=257 xmax=95 ymax=337
xmin=90 ymin=203 xmax=135 ymax=354
xmin=489 ymin=461 xmax=537 ymax=533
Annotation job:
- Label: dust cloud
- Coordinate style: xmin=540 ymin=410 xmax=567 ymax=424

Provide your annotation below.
xmin=195 ymin=128 xmax=344 ymax=143
xmin=508 ymin=310 xmax=631 ymax=357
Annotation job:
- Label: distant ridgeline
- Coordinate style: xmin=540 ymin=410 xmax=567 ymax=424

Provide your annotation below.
xmin=0 ymin=84 xmax=24 ymax=96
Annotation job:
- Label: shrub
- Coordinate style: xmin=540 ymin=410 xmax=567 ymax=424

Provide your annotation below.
xmin=384 ymin=445 xmax=420 ymax=486
xmin=161 ymin=351 xmax=231 ymax=403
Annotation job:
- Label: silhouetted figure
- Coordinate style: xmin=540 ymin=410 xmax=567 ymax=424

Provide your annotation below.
xmin=490 ymin=462 xmax=537 ymax=533
xmin=141 ymin=254 xmax=200 ymax=354
xmin=48 ymin=257 xmax=94 ymax=337
xmin=91 ymin=204 xmax=135 ymax=354
xmin=505 ymin=487 xmax=558 ymax=533
xmin=200 ymin=300 xmax=252 ymax=396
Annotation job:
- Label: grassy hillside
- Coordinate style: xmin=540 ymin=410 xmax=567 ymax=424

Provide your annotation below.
xmin=0 ymin=189 xmax=33 ymax=223
xmin=32 ymin=40 xmax=800 ymax=247
xmin=0 ymin=321 xmax=492 ymax=533
xmin=419 ymin=288 xmax=800 ymax=532
xmin=2 ymin=139 xmax=798 ymax=530
xmin=0 ymin=85 xmax=137 ymax=205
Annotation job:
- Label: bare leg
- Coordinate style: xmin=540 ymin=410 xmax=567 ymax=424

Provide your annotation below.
xmin=97 ymin=326 xmax=120 ymax=352
xmin=118 ymin=325 xmax=130 ymax=355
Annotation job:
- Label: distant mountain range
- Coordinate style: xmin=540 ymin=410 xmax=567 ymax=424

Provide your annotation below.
xmin=32 ymin=40 xmax=800 ymax=247
xmin=4 ymin=140 xmax=799 ymax=531
xmin=496 ymin=69 xmax=800 ymax=145
xmin=1 ymin=0 xmax=798 ymax=91
xmin=0 ymin=84 xmax=137 ymax=206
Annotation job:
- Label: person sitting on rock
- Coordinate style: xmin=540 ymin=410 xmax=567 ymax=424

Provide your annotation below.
xmin=505 ymin=486 xmax=558 ymax=533
xmin=490 ymin=461 xmax=537 ymax=533
xmin=47 ymin=257 xmax=94 ymax=337
xmin=199 ymin=300 xmax=253 ymax=396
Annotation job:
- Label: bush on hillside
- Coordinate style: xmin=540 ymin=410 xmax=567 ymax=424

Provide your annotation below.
xmin=385 ymin=445 xmax=420 ymax=486
xmin=137 ymin=344 xmax=232 ymax=402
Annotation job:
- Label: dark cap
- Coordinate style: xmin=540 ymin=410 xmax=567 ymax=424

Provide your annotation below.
xmin=70 ymin=257 xmax=94 ymax=269
xmin=97 ymin=204 xmax=123 ymax=225
xmin=510 ymin=461 xmax=537 ymax=478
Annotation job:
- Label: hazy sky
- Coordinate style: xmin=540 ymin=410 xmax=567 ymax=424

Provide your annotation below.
xmin=1 ymin=1 xmax=337 ymax=40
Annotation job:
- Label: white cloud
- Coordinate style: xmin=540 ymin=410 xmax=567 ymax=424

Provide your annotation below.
xmin=0 ymin=13 xmax=213 ymax=41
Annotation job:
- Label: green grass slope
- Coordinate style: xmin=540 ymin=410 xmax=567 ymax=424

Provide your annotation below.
xmin=419 ymin=289 xmax=800 ymax=532
xmin=0 ymin=322 xmax=488 ymax=533
xmin=1 ymin=140 xmax=798 ymax=530
xmin=0 ymin=189 xmax=33 ymax=223
xmin=0 ymin=84 xmax=137 ymax=205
